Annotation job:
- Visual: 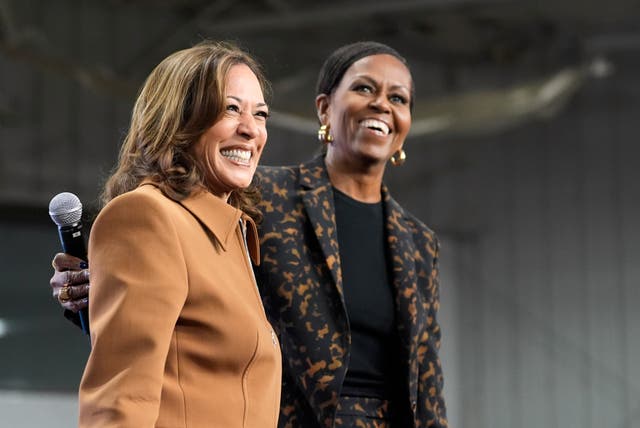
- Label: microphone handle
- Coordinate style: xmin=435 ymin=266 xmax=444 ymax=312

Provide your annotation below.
xmin=58 ymin=223 xmax=90 ymax=335
xmin=58 ymin=224 xmax=87 ymax=259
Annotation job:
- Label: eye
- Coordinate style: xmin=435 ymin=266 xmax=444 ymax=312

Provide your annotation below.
xmin=255 ymin=110 xmax=270 ymax=120
xmin=390 ymin=94 xmax=408 ymax=105
xmin=226 ymin=104 xmax=240 ymax=113
xmin=354 ymin=84 xmax=373 ymax=94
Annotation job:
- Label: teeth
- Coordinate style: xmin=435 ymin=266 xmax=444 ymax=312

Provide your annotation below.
xmin=361 ymin=119 xmax=390 ymax=135
xmin=221 ymin=149 xmax=251 ymax=164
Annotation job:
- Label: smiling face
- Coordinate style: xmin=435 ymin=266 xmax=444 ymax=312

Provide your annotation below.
xmin=193 ymin=64 xmax=269 ymax=200
xmin=318 ymin=54 xmax=412 ymax=169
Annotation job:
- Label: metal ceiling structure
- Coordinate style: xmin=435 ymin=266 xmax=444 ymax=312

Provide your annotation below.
xmin=0 ymin=0 xmax=639 ymax=207
xmin=2 ymin=0 xmax=638 ymax=135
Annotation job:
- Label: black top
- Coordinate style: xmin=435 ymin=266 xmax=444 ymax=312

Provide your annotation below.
xmin=333 ymin=187 xmax=398 ymax=399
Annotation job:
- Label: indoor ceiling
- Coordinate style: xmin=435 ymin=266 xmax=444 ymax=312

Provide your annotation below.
xmin=1 ymin=0 xmax=639 ymax=137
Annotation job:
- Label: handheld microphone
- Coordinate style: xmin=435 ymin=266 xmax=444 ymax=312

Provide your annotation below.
xmin=48 ymin=192 xmax=90 ymax=335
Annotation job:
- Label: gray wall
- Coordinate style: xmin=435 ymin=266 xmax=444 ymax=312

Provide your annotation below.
xmin=389 ymin=52 xmax=639 ymax=428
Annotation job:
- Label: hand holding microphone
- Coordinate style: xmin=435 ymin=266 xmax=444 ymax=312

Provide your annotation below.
xmin=48 ymin=192 xmax=90 ymax=335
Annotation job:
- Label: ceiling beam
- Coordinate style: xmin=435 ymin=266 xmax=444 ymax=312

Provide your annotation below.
xmin=197 ymin=0 xmax=497 ymax=33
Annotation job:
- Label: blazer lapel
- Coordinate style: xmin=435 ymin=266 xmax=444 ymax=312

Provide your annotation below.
xmin=383 ymin=186 xmax=422 ymax=407
xmin=299 ymin=157 xmax=343 ymax=295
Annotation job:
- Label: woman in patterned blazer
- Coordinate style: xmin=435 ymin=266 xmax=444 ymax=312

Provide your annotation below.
xmin=254 ymin=42 xmax=447 ymax=428
xmin=50 ymin=41 xmax=447 ymax=428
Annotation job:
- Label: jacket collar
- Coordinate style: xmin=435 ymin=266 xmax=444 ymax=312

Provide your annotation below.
xmin=299 ymin=155 xmax=331 ymax=190
xmin=139 ymin=182 xmax=260 ymax=265
xmin=299 ymin=155 xmax=400 ymax=205
xmin=296 ymin=156 xmax=414 ymax=293
xmin=298 ymin=156 xmax=342 ymax=289
xmin=382 ymin=186 xmax=423 ymax=407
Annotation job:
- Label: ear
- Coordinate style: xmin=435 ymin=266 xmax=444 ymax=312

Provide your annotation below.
xmin=315 ymin=94 xmax=330 ymax=124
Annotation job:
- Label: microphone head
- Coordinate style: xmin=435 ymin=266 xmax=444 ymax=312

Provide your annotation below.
xmin=49 ymin=192 xmax=83 ymax=226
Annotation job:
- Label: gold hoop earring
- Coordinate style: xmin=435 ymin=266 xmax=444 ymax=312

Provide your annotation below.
xmin=390 ymin=149 xmax=406 ymax=166
xmin=317 ymin=124 xmax=334 ymax=143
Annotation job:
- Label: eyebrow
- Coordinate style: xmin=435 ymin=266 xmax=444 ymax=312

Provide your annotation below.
xmin=227 ymin=95 xmax=268 ymax=108
xmin=354 ymin=75 xmax=411 ymax=93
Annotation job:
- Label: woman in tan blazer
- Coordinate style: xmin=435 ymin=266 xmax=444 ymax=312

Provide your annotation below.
xmin=77 ymin=41 xmax=281 ymax=428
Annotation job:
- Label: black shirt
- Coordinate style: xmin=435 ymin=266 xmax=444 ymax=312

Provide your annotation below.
xmin=333 ymin=187 xmax=398 ymax=399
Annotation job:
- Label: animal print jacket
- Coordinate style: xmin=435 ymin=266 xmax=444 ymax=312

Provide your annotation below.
xmin=254 ymin=156 xmax=448 ymax=428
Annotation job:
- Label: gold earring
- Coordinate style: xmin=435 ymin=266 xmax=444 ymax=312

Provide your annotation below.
xmin=390 ymin=149 xmax=406 ymax=166
xmin=317 ymin=124 xmax=334 ymax=143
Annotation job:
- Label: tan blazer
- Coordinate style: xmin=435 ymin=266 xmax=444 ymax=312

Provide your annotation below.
xmin=79 ymin=183 xmax=281 ymax=428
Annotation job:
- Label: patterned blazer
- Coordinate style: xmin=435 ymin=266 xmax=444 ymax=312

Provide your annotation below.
xmin=254 ymin=156 xmax=447 ymax=428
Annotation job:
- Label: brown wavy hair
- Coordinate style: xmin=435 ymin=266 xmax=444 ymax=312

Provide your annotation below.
xmin=101 ymin=40 xmax=270 ymax=223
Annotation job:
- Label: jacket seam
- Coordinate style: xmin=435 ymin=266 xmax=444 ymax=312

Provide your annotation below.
xmin=241 ymin=329 xmax=261 ymax=427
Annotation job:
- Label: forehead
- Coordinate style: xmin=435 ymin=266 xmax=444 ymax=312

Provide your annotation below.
xmin=341 ymin=54 xmax=412 ymax=88
xmin=225 ymin=64 xmax=264 ymax=97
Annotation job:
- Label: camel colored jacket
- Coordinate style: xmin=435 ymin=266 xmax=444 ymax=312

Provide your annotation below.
xmin=79 ymin=183 xmax=281 ymax=428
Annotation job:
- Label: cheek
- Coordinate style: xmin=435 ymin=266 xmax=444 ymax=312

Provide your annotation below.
xmin=398 ymin=112 xmax=412 ymax=135
xmin=200 ymin=142 xmax=216 ymax=166
xmin=328 ymin=106 xmax=349 ymax=130
xmin=255 ymin=129 xmax=267 ymax=155
xmin=329 ymin=114 xmax=352 ymax=143
xmin=203 ymin=147 xmax=218 ymax=177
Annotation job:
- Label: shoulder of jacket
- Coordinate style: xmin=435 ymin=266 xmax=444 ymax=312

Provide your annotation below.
xmin=99 ymin=184 xmax=178 ymax=220
xmin=408 ymin=212 xmax=437 ymax=238
xmin=111 ymin=184 xmax=166 ymax=204
xmin=256 ymin=164 xmax=300 ymax=181
xmin=386 ymin=196 xmax=439 ymax=248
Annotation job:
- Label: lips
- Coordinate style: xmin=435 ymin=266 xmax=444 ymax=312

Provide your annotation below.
xmin=220 ymin=148 xmax=251 ymax=165
xmin=360 ymin=119 xmax=390 ymax=135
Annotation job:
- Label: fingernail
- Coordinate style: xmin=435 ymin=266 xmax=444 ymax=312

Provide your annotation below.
xmin=79 ymin=261 xmax=88 ymax=269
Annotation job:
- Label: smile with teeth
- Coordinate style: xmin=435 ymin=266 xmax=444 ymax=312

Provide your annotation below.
xmin=221 ymin=148 xmax=252 ymax=164
xmin=360 ymin=119 xmax=390 ymax=136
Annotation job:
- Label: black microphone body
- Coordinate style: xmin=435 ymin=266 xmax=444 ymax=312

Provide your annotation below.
xmin=58 ymin=223 xmax=87 ymax=261
xmin=49 ymin=192 xmax=90 ymax=335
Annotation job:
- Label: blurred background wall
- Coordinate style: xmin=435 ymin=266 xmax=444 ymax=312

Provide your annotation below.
xmin=1 ymin=0 xmax=638 ymax=427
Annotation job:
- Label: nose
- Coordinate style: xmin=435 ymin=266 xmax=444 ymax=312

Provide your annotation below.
xmin=369 ymin=93 xmax=391 ymax=113
xmin=237 ymin=112 xmax=259 ymax=139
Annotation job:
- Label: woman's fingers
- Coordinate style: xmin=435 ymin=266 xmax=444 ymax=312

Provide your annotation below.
xmin=50 ymin=253 xmax=91 ymax=310
xmin=52 ymin=281 xmax=90 ymax=311
xmin=52 ymin=252 xmax=87 ymax=271
xmin=65 ymin=268 xmax=90 ymax=286
xmin=66 ymin=297 xmax=89 ymax=313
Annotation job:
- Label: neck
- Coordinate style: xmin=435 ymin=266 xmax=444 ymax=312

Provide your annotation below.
xmin=200 ymin=183 xmax=231 ymax=203
xmin=324 ymin=153 xmax=385 ymax=203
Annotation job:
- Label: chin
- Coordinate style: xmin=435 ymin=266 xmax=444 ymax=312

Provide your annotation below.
xmin=355 ymin=149 xmax=390 ymax=165
xmin=229 ymin=175 xmax=255 ymax=190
